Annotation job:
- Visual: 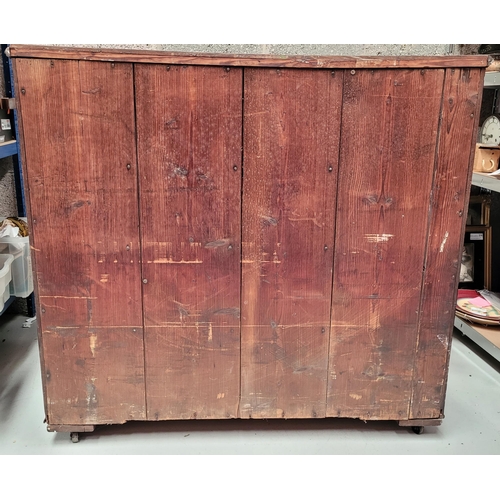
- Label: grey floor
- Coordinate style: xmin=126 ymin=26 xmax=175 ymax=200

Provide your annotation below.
xmin=0 ymin=312 xmax=499 ymax=455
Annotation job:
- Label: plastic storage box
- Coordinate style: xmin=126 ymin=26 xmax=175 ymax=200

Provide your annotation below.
xmin=0 ymin=254 xmax=14 ymax=311
xmin=0 ymin=218 xmax=34 ymax=298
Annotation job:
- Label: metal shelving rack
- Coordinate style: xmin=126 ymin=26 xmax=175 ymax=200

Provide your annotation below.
xmin=454 ymin=71 xmax=500 ymax=362
xmin=0 ymin=44 xmax=35 ymax=317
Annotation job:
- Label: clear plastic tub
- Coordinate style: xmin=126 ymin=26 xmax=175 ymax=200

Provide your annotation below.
xmin=0 ymin=218 xmax=34 ymax=298
xmin=0 ymin=253 xmax=14 ymax=311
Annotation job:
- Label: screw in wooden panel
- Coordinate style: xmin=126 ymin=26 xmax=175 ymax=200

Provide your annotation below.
xmin=225 ymin=67 xmax=231 ymax=72
xmin=350 ymin=70 xmax=356 ymax=75
xmin=111 ymin=63 xmax=115 ymax=68
xmin=321 ymin=327 xmax=326 ymax=334
xmin=126 ymin=164 xmax=131 ymax=170
xmin=421 ymin=69 xmax=426 ymax=75
xmin=228 ymin=245 xmax=233 ymax=250
xmin=41 ymin=308 xmax=46 ymax=313
xmin=328 ymin=165 xmax=333 ymax=172
xmin=324 ymin=245 xmax=328 ymax=251
xmin=21 ymin=88 xmax=26 ymax=95
xmin=126 ymin=245 xmax=130 ymax=251
xmin=142 ymin=278 xmax=148 ymax=284
xmin=233 ymin=165 xmax=238 ymax=171
xmin=331 ymin=71 xmax=335 ymax=77
xmin=166 ymin=66 xmax=171 ymax=71
xmin=470 ymin=113 xmax=474 ymax=118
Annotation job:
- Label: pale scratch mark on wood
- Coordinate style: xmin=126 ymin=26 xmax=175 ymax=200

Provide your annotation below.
xmin=148 ymin=259 xmax=203 ymax=264
xmin=47 ymin=325 xmax=142 ymax=331
xmin=288 ymin=216 xmax=323 ymax=228
xmin=437 ymin=334 xmax=448 ymax=347
xmin=40 ymin=295 xmax=98 ymax=300
xmin=364 ymin=234 xmax=394 ymax=243
xmin=90 ymin=332 xmax=97 ymax=357
xmin=439 ymin=231 xmax=449 ymax=253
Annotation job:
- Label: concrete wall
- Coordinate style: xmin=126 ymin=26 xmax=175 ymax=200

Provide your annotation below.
xmin=54 ymin=43 xmax=459 ymax=56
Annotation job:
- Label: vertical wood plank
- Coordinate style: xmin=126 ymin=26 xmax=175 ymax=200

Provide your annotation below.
xmin=135 ymin=64 xmax=242 ymax=420
xmin=15 ymin=58 xmax=145 ymax=424
xmin=410 ymin=68 xmax=484 ymax=419
xmin=327 ymin=68 xmax=445 ymax=420
xmin=240 ymin=68 xmax=342 ymax=419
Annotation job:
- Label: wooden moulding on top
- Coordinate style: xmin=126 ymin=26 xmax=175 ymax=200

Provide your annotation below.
xmin=8 ymin=45 xmax=490 ymax=69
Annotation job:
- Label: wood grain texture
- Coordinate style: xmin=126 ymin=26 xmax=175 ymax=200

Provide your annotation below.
xmin=410 ymin=68 xmax=484 ymax=419
xmin=135 ymin=64 xmax=242 ymax=420
xmin=327 ymin=68 xmax=445 ymax=420
xmin=15 ymin=58 xmax=145 ymax=425
xmin=9 ymin=45 xmax=490 ymax=69
xmin=10 ymin=58 xmax=50 ymax=420
xmin=240 ymin=68 xmax=342 ymax=419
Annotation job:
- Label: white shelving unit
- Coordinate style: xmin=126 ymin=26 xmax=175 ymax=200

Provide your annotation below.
xmin=454 ymin=71 xmax=500 ymax=362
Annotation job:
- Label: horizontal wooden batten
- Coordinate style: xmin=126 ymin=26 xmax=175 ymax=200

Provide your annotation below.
xmin=8 ymin=45 xmax=490 ymax=69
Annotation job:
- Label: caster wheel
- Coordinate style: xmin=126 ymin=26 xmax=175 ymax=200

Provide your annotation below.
xmin=412 ymin=426 xmax=424 ymax=435
xmin=70 ymin=432 xmax=79 ymax=443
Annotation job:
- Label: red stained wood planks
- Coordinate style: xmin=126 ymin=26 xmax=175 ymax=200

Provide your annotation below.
xmin=240 ymin=68 xmax=342 ymax=419
xmin=135 ymin=64 xmax=242 ymax=419
xmin=327 ymin=68 xmax=445 ymax=420
xmin=12 ymin=50 xmax=484 ymax=430
xmin=410 ymin=68 xmax=484 ymax=419
xmin=15 ymin=58 xmax=146 ymax=424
